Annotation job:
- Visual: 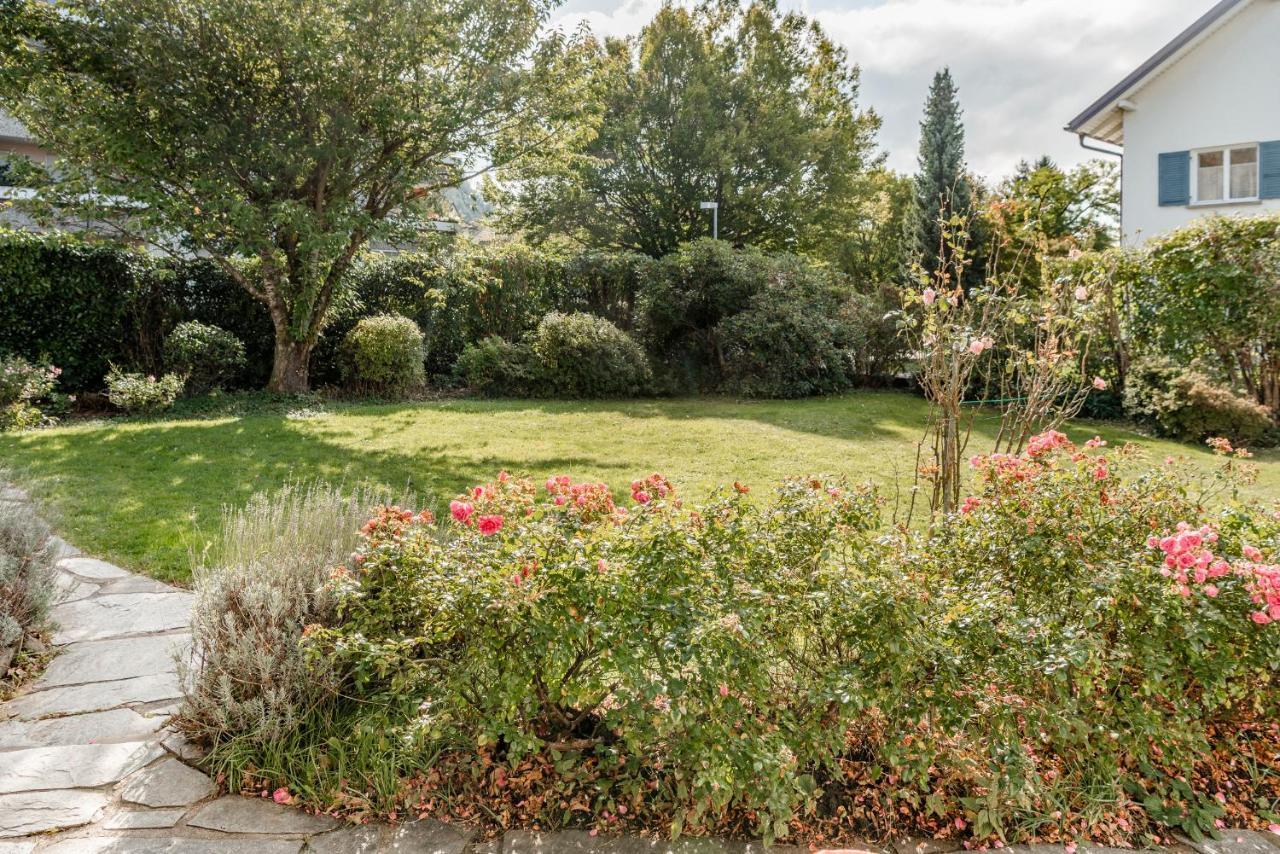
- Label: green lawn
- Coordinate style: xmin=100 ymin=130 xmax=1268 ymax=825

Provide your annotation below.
xmin=3 ymin=391 xmax=1277 ymax=584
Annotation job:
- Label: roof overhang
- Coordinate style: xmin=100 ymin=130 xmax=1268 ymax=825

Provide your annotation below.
xmin=1065 ymin=0 xmax=1253 ymax=147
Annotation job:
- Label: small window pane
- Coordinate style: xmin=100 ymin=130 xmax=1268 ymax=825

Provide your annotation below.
xmin=1230 ymin=146 xmax=1258 ymax=199
xmin=1198 ymin=150 xmax=1224 ymax=201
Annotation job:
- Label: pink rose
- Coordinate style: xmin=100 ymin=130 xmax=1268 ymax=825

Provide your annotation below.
xmin=449 ymin=500 xmax=473 ymax=523
xmin=1074 ymin=286 xmax=1088 ymax=301
xmin=272 ymin=787 xmax=291 ymax=804
xmin=922 ymin=287 xmax=937 ymax=305
xmin=1092 ymin=376 xmax=1108 ymax=390
xmin=476 ymin=515 xmax=504 ymax=536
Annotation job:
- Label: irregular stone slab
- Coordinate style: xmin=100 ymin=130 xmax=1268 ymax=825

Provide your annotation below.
xmin=0 ymin=840 xmax=37 ymax=854
xmin=53 ymin=571 xmax=101 ymax=604
xmin=101 ymin=807 xmax=188 ymax=829
xmin=160 ymin=729 xmax=205 ymax=762
xmin=41 ymin=634 xmax=189 ymax=688
xmin=503 ymin=831 xmax=737 ymax=854
xmin=56 ymin=557 xmax=130 ymax=581
xmin=388 ymin=820 xmax=474 ymax=853
xmin=96 ymin=575 xmax=179 ymax=596
xmin=0 ymin=788 xmax=111 ymax=838
xmin=893 ymin=841 xmax=960 ymax=854
xmin=121 ymin=757 xmax=217 ymax=807
xmin=52 ymin=591 xmax=192 ymax=645
xmin=39 ymin=838 xmax=304 ymax=854
xmin=5 ymin=672 xmax=182 ymax=719
xmin=49 ymin=536 xmax=81 ymax=560
xmin=306 ymin=825 xmax=384 ymax=854
xmin=0 ymin=741 xmax=161 ymax=794
xmin=0 ymin=707 xmax=163 ymax=749
xmin=1189 ymin=832 xmax=1280 ymax=854
xmin=187 ymin=796 xmax=341 ymax=835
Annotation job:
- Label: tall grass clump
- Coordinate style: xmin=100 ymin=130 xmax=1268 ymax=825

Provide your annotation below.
xmin=0 ymin=482 xmax=57 ymax=680
xmin=177 ymin=480 xmax=415 ymax=749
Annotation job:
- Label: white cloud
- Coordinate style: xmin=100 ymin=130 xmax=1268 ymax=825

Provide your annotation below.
xmin=549 ymin=0 xmax=1212 ymax=179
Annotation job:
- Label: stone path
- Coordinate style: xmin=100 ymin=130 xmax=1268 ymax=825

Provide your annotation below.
xmin=2 ymin=486 xmax=1278 ymax=854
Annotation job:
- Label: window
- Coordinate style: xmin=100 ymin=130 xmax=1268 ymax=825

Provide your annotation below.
xmin=1194 ymin=144 xmax=1259 ymax=203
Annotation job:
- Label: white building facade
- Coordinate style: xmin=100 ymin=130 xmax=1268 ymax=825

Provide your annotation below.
xmin=1066 ymin=0 xmax=1280 ymax=244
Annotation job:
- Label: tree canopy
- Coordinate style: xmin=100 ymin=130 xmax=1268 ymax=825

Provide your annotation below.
xmin=497 ymin=0 xmax=882 ymax=258
xmin=0 ymin=0 xmax=598 ymax=391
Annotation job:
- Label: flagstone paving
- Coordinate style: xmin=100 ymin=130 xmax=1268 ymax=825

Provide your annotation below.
xmin=2 ymin=486 xmax=1279 ymax=854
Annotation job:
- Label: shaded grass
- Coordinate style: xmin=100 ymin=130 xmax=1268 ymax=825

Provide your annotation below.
xmin=2 ymin=391 xmax=1277 ymax=584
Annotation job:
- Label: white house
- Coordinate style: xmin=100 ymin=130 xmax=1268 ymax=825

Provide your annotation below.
xmin=1066 ymin=0 xmax=1280 ymax=244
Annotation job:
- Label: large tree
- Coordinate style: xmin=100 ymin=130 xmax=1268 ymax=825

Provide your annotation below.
xmin=497 ymin=0 xmax=882 ymax=257
xmin=0 ymin=0 xmax=597 ymax=391
xmin=912 ymin=68 xmax=972 ymax=278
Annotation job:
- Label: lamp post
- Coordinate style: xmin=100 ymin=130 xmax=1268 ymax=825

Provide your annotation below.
xmin=699 ymin=201 xmax=718 ymax=239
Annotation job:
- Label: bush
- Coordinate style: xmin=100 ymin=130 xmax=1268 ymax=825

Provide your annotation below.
xmin=0 ymin=355 xmax=61 ymax=431
xmin=177 ymin=481 xmax=414 ymax=750
xmin=455 ymin=335 xmax=536 ymax=397
xmin=0 ymin=493 xmax=57 ymax=680
xmin=530 ymin=312 xmax=651 ymax=398
xmin=209 ymin=438 xmax=1280 ymax=846
xmin=718 ymin=260 xmax=859 ymax=398
xmin=163 ymin=322 xmax=247 ymax=394
xmin=340 ymin=314 xmax=425 ymax=395
xmin=1124 ymin=358 xmax=1276 ymax=446
xmin=105 ymin=367 xmax=185 ymax=414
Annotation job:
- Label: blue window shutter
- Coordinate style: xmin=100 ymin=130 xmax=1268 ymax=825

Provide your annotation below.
xmin=1260 ymin=141 xmax=1280 ymax=199
xmin=1158 ymin=151 xmax=1190 ymax=206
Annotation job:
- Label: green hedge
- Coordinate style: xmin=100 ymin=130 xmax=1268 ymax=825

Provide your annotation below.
xmin=0 ymin=230 xmax=172 ymax=390
xmin=0 ymin=230 xmax=902 ymax=398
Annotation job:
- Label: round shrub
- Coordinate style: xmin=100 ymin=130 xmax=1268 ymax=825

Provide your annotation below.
xmin=1124 ymin=358 xmax=1276 ymax=446
xmin=341 ymin=314 xmax=425 ymax=396
xmin=0 ymin=355 xmax=61 ymax=431
xmin=105 ymin=367 xmax=185 ymax=414
xmin=163 ymin=321 xmax=246 ymax=394
xmin=456 ymin=335 xmax=535 ymax=397
xmin=719 ymin=288 xmax=853 ymax=398
xmin=530 ymin=311 xmax=650 ymax=398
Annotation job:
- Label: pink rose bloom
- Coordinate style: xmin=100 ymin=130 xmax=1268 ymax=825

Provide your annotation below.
xmin=1074 ymin=286 xmax=1088 ymax=301
xmin=1203 ymin=584 xmax=1219 ymax=598
xmin=922 ymin=287 xmax=937 ymax=305
xmin=1244 ymin=545 xmax=1263 ymax=562
xmin=1251 ymin=611 xmax=1272 ymax=625
xmin=968 ymin=339 xmax=985 ymax=355
xmin=476 ymin=515 xmax=504 ymax=536
xmin=718 ymin=683 xmax=729 ymax=697
xmin=633 ymin=490 xmax=651 ymax=504
xmin=1092 ymin=376 xmax=1108 ymax=390
xmin=449 ymin=500 xmax=473 ymax=523
xmin=272 ymin=787 xmax=291 ymax=804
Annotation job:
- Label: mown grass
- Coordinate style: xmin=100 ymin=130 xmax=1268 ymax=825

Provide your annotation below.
xmin=2 ymin=391 xmax=1277 ymax=584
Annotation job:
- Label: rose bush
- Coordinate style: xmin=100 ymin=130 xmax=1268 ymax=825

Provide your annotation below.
xmin=193 ymin=434 xmax=1280 ymax=847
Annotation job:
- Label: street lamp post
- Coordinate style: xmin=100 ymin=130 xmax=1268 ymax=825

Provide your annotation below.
xmin=699 ymin=201 xmax=718 ymax=239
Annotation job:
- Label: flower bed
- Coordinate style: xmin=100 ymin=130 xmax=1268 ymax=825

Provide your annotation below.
xmin=183 ymin=434 xmax=1280 ymax=848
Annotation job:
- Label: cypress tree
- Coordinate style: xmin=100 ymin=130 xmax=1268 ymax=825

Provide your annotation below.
xmin=912 ymin=68 xmax=973 ymax=278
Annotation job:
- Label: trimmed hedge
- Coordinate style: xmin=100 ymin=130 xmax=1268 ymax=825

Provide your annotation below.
xmin=0 ymin=230 xmax=171 ymax=390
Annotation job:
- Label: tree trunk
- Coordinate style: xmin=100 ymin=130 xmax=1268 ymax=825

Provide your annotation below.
xmin=268 ymin=338 xmax=312 ymax=394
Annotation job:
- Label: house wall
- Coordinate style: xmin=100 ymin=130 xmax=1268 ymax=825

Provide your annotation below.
xmin=1121 ymin=0 xmax=1280 ymax=244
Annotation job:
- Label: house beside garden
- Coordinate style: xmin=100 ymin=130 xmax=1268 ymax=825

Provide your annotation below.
xmin=1065 ymin=0 xmax=1280 ymax=244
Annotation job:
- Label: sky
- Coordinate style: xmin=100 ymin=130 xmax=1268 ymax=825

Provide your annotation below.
xmin=548 ymin=0 xmax=1212 ymax=180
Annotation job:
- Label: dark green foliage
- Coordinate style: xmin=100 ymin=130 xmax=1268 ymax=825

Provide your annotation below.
xmin=637 ymin=239 xmax=896 ymax=395
xmin=0 ymin=230 xmax=172 ymax=390
xmin=529 ymin=312 xmax=651 ymax=399
xmin=455 ymin=336 xmax=536 ymax=398
xmin=340 ymin=314 xmax=425 ymax=396
xmin=912 ymin=69 xmax=973 ymax=276
xmin=163 ymin=322 xmax=247 ymax=394
xmin=163 ymin=260 xmax=275 ymax=389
